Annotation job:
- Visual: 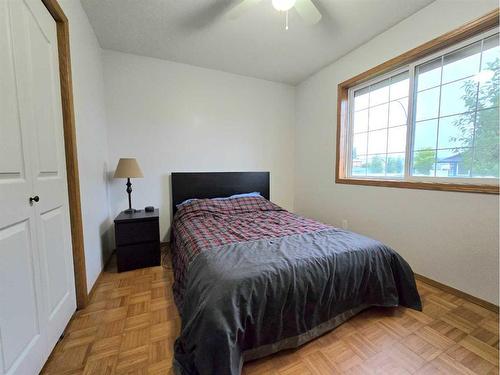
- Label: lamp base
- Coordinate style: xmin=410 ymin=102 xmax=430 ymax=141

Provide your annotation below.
xmin=124 ymin=208 xmax=138 ymax=214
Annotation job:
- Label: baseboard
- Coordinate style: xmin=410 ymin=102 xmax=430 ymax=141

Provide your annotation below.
xmin=415 ymin=273 xmax=499 ymax=314
xmin=86 ymin=249 xmax=115 ymax=305
xmin=87 ymin=272 xmax=104 ymax=306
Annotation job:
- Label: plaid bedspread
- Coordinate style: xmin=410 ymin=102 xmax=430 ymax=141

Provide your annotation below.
xmin=170 ymin=196 xmax=331 ymax=309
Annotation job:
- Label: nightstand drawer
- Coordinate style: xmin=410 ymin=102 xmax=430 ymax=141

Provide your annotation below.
xmin=116 ymin=242 xmax=160 ymax=272
xmin=115 ymin=220 xmax=159 ymax=246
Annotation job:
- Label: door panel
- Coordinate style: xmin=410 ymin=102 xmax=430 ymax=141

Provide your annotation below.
xmin=0 ymin=1 xmax=23 ymax=179
xmin=21 ymin=0 xmax=76 ymax=351
xmin=0 ymin=0 xmax=76 ymax=373
xmin=0 ymin=2 xmax=47 ymax=374
xmin=40 ymin=207 xmax=69 ymax=318
xmin=27 ymin=6 xmax=59 ymax=176
xmin=0 ymin=0 xmax=31 ymax=229
xmin=0 ymin=221 xmax=43 ymax=374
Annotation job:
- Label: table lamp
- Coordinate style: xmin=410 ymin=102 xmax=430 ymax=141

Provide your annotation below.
xmin=113 ymin=158 xmax=143 ymax=214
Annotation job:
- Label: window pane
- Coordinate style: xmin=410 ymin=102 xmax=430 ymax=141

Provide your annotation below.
xmin=389 ymin=98 xmax=408 ymax=127
xmin=369 ymin=79 xmax=390 ymax=106
xmin=415 ymin=87 xmax=440 ymax=121
xmin=352 ymin=132 xmax=367 ymax=158
xmin=437 ymin=114 xmax=474 ymax=149
xmin=369 ymin=104 xmax=388 ymax=130
xmin=390 ymin=72 xmax=409 ymax=100
xmin=477 ymin=58 xmax=500 ymax=109
xmin=472 ymin=154 xmax=499 ymax=178
xmin=412 ymin=149 xmax=436 ymax=176
xmin=472 ymin=107 xmax=499 ymax=178
xmin=411 ymin=33 xmax=498 ymax=182
xmin=353 ymin=109 xmax=368 ymax=133
xmin=481 ymin=34 xmax=500 ymax=72
xmin=386 ymin=153 xmax=405 ymax=177
xmin=436 ymin=148 xmax=471 ymax=177
xmin=367 ymin=154 xmax=386 ymax=176
xmin=354 ymin=86 xmax=370 ymax=110
xmin=442 ymin=41 xmax=481 ymax=84
xmin=367 ymin=129 xmax=387 ymax=154
xmin=417 ymin=58 xmax=442 ymax=91
xmin=477 ymin=35 xmax=499 ymax=110
xmin=387 ymin=126 xmax=407 ymax=153
xmin=414 ymin=119 xmax=438 ymax=151
xmin=478 ymin=69 xmax=499 ymax=109
xmin=349 ymin=71 xmax=410 ymax=179
xmin=440 ymin=78 xmax=478 ymax=117
xmin=352 ymin=155 xmax=367 ymax=176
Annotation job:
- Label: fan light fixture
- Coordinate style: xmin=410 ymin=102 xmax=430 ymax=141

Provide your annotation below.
xmin=272 ymin=0 xmax=296 ymax=12
xmin=225 ymin=0 xmax=322 ymax=31
xmin=272 ymin=0 xmax=296 ymax=29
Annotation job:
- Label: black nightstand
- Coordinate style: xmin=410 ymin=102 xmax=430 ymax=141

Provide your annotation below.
xmin=114 ymin=209 xmax=160 ymax=272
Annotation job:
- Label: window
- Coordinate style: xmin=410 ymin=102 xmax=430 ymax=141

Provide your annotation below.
xmin=350 ymin=71 xmax=409 ymax=178
xmin=337 ymin=14 xmax=499 ymax=194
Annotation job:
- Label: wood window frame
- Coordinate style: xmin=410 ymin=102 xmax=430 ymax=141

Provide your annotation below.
xmin=336 ymin=9 xmax=500 ymax=194
xmin=42 ymin=0 xmax=88 ymax=309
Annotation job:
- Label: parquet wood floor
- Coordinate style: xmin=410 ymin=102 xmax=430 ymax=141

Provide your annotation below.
xmin=42 ymin=258 xmax=499 ymax=375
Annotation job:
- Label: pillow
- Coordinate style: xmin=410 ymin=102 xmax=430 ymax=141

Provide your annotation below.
xmin=176 ymin=192 xmax=261 ymax=208
xmin=214 ymin=192 xmax=261 ymax=200
xmin=176 ymin=198 xmax=197 ymax=208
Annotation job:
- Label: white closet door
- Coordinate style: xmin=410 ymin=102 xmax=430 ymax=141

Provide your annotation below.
xmin=21 ymin=0 xmax=76 ymax=351
xmin=0 ymin=1 xmax=47 ymax=374
xmin=0 ymin=0 xmax=76 ymax=374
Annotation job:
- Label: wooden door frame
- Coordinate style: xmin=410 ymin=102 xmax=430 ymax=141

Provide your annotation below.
xmin=41 ymin=0 xmax=88 ymax=309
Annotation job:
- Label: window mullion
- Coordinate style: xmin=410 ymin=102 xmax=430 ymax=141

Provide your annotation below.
xmin=404 ymin=64 xmax=416 ymax=181
xmin=432 ymin=56 xmax=445 ymax=177
xmin=346 ymin=88 xmax=355 ymax=178
xmin=470 ymin=39 xmax=485 ymax=177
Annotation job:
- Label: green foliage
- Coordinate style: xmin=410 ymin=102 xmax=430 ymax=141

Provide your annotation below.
xmin=413 ymin=148 xmax=436 ymax=175
xmin=367 ymin=155 xmax=385 ymax=174
xmin=386 ymin=155 xmax=404 ymax=174
xmin=451 ymin=58 xmax=499 ymax=177
xmin=364 ymin=155 xmax=404 ymax=176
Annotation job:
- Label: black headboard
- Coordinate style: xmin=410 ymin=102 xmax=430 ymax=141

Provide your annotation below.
xmin=171 ymin=172 xmax=270 ymax=215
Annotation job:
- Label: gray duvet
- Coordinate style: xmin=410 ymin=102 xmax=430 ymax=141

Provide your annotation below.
xmin=173 ymin=228 xmax=422 ymax=375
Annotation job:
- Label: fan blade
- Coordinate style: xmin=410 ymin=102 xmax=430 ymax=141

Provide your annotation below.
xmin=225 ymin=0 xmax=264 ymax=20
xmin=180 ymin=1 xmax=235 ymax=30
xmin=294 ymin=0 xmax=322 ymax=25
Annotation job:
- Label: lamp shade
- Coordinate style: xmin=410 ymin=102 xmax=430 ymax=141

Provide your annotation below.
xmin=113 ymin=158 xmax=144 ymax=178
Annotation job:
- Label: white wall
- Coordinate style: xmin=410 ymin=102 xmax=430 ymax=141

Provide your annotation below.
xmin=294 ymin=0 xmax=500 ymax=304
xmin=60 ymin=0 xmax=112 ymax=291
xmin=103 ymin=50 xmax=295 ymax=240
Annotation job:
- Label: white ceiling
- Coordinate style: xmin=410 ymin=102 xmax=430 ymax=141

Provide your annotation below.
xmin=81 ymin=0 xmax=435 ymax=85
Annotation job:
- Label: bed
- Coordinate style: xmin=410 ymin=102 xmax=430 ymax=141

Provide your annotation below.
xmin=170 ymin=172 xmax=422 ymax=375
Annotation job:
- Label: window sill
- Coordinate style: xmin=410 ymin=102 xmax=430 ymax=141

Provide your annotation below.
xmin=335 ymin=177 xmax=499 ymax=194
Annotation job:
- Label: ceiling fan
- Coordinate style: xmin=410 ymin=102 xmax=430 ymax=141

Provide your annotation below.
xmin=225 ymin=0 xmax=322 ymax=30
